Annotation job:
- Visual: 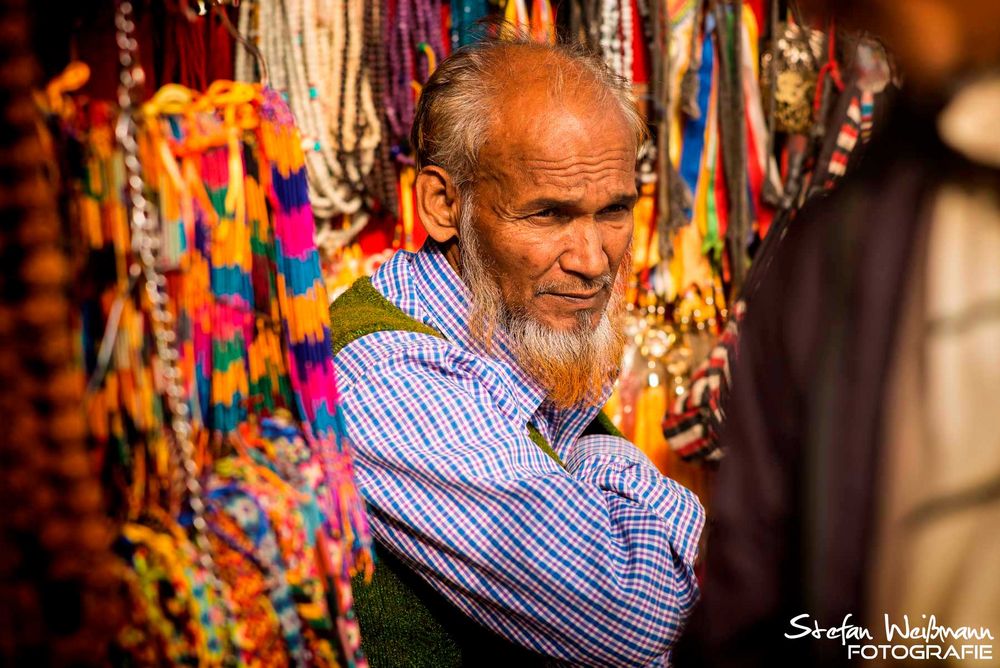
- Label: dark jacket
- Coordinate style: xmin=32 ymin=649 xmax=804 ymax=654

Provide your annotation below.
xmin=674 ymin=95 xmax=995 ymax=667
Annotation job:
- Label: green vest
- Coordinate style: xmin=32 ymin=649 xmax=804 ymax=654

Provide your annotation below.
xmin=329 ymin=277 xmax=622 ymax=667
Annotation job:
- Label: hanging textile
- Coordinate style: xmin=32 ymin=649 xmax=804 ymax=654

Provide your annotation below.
xmin=661 ymin=10 xmax=895 ymax=465
xmin=158 ymin=2 xmax=236 ymax=91
xmin=503 ymin=0 xmax=531 ymax=36
xmin=45 ymin=19 xmax=374 ymax=656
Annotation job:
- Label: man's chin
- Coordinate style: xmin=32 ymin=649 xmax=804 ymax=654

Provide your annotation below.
xmin=504 ymin=313 xmax=626 ymax=410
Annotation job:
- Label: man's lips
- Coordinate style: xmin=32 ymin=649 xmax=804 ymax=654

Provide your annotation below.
xmin=540 ymin=289 xmax=604 ymax=307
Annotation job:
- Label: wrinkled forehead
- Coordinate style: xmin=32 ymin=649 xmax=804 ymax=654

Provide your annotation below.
xmin=477 ymin=84 xmax=636 ymax=187
xmin=483 ymin=52 xmax=632 ymax=144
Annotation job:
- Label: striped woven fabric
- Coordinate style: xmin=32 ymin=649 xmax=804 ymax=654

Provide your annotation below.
xmin=333 ymin=241 xmax=705 ymax=665
xmin=662 ymin=300 xmax=744 ymax=463
xmin=825 ymin=93 xmax=863 ymax=185
xmin=259 ymin=88 xmax=373 ymax=578
xmin=148 ymin=86 xmax=373 ymax=652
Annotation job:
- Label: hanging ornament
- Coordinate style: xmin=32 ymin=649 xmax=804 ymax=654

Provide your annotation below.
xmin=503 ymin=0 xmax=530 ymax=37
xmin=760 ymin=20 xmax=824 ymax=135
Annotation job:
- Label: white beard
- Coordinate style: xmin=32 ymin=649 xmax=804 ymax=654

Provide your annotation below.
xmin=458 ymin=193 xmax=627 ymax=408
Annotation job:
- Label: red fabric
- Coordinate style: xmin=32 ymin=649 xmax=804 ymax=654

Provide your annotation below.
xmin=355 ymin=211 xmax=427 ymax=255
xmin=411 ymin=187 xmax=428 ymax=248
xmin=174 ymin=15 xmax=207 ymax=89
xmin=357 ymin=176 xmax=428 ymax=256
xmin=441 ymin=2 xmax=452 ymax=59
xmin=71 ymin=2 xmax=156 ymax=99
xmin=208 ymin=12 xmax=235 ymax=83
xmin=746 ymin=0 xmax=766 ymax=31
xmin=714 ymin=140 xmax=732 ymax=284
xmin=715 ymin=142 xmax=729 ymax=243
xmin=813 ymin=20 xmax=845 ymax=113
xmin=631 ymin=0 xmax=649 ymax=84
xmin=158 ymin=7 xmax=235 ymax=90
xmin=745 ymin=103 xmax=774 ymax=238
xmin=357 ymin=215 xmax=397 ymax=255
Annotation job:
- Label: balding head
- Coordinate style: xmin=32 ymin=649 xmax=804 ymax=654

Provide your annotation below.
xmin=412 ymin=38 xmax=646 ymax=191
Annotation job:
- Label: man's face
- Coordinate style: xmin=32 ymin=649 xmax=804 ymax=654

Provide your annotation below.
xmin=466 ymin=91 xmax=637 ymax=334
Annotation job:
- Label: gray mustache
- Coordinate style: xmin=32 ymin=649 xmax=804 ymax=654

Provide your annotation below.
xmin=534 ymin=274 xmax=613 ymax=296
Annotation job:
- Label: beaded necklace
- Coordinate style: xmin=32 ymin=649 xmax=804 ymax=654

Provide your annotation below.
xmin=384 ymin=0 xmax=445 ymax=163
xmin=599 ymin=0 xmax=624 ymax=78
xmin=364 ymin=0 xmax=397 ymax=217
xmin=621 ymin=0 xmax=634 ymax=83
xmin=237 ymin=0 xmax=382 ymax=220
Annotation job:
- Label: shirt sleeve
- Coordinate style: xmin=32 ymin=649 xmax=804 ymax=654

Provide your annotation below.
xmin=336 ymin=336 xmax=705 ymax=666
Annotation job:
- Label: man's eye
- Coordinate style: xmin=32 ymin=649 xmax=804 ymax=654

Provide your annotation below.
xmin=533 ymin=208 xmax=559 ymax=219
xmin=601 ymin=204 xmax=628 ymax=215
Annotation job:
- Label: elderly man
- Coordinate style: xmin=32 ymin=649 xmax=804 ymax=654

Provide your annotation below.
xmin=330 ymin=38 xmax=704 ymax=667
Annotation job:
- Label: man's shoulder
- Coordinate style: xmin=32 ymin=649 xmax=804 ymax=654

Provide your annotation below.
xmin=328 ymin=254 xmax=523 ymax=410
xmin=328 ymin=275 xmax=443 ymax=356
xmin=333 ymin=328 xmax=506 ymax=398
xmin=333 ymin=331 xmax=530 ymax=448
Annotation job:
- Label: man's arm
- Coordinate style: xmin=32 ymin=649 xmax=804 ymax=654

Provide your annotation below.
xmin=336 ymin=334 xmax=705 ymax=666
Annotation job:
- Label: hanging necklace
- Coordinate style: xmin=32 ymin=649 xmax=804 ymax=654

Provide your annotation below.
xmin=383 ymin=0 xmax=445 ymax=165
xmin=599 ymin=0 xmax=623 ymax=77
xmin=364 ymin=0 xmax=397 ymax=216
xmin=620 ymin=0 xmax=634 ymax=84
xmin=115 ymin=1 xmax=239 ymax=659
xmin=237 ymin=0 xmax=382 ymax=220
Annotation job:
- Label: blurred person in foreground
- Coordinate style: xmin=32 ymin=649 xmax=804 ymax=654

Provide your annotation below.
xmin=329 ymin=37 xmax=704 ymax=666
xmin=675 ymin=0 xmax=1000 ymax=666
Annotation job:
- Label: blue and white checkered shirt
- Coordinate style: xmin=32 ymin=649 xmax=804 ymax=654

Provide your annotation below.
xmin=333 ymin=241 xmax=705 ymax=666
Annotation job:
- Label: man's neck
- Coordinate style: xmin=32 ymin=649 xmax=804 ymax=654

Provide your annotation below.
xmin=439 ymin=237 xmax=463 ymax=278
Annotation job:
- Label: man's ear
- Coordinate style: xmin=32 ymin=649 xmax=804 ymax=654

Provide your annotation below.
xmin=415 ymin=166 xmax=462 ymax=243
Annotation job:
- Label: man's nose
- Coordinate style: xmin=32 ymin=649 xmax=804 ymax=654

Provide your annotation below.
xmin=559 ymin=217 xmax=608 ymax=280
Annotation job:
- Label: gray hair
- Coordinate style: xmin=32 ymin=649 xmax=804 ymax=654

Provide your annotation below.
xmin=411 ymin=35 xmax=648 ymax=191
